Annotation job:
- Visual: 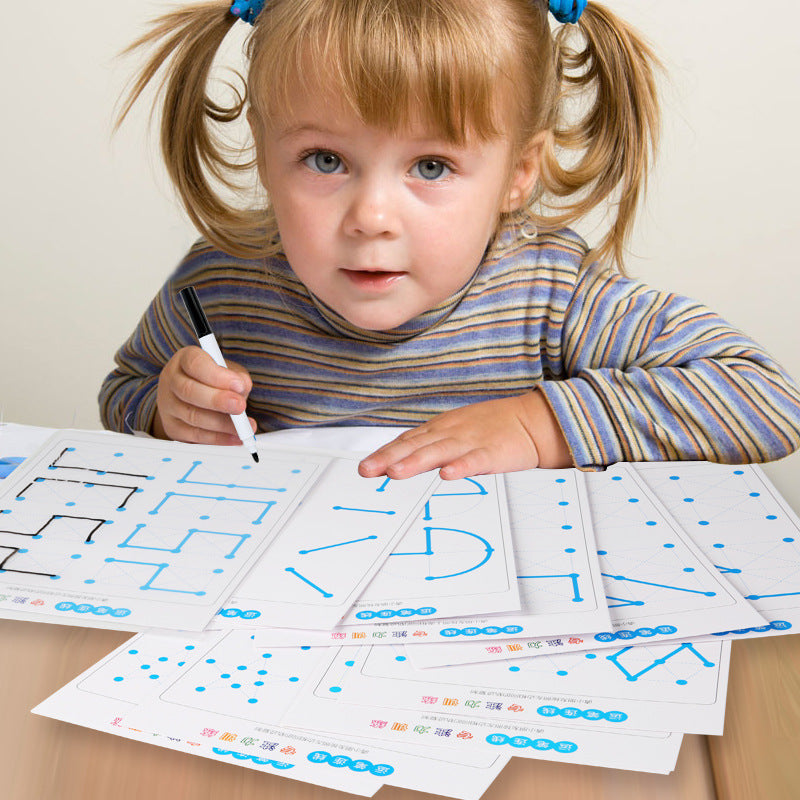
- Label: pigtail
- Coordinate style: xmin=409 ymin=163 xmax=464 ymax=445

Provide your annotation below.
xmin=115 ymin=2 xmax=266 ymax=258
xmin=535 ymin=3 xmax=661 ymax=272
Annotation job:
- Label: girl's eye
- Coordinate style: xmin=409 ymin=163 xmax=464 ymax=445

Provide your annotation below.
xmin=412 ymin=159 xmax=450 ymax=181
xmin=304 ymin=151 xmax=343 ymax=174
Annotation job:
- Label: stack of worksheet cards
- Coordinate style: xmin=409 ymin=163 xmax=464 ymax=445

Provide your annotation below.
xmin=2 ymin=423 xmax=797 ymax=797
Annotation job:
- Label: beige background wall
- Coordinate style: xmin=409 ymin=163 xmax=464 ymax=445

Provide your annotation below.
xmin=1 ymin=1 xmax=798 ymax=500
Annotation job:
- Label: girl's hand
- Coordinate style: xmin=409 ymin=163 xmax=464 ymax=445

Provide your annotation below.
xmin=152 ymin=346 xmax=257 ymax=445
xmin=358 ymin=392 xmax=573 ymax=480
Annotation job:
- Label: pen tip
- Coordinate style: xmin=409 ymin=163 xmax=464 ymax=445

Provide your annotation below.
xmin=252 ymin=452 xmax=260 ymax=463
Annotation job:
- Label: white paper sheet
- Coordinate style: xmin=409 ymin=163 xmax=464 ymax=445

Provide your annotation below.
xmin=33 ymin=629 xmax=509 ymax=800
xmin=636 ymin=461 xmax=800 ymax=642
xmin=407 ymin=464 xmax=764 ymax=668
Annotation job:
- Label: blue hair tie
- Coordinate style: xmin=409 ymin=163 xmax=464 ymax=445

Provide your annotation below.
xmin=229 ymin=0 xmax=265 ymax=25
xmin=549 ymin=0 xmax=587 ymax=24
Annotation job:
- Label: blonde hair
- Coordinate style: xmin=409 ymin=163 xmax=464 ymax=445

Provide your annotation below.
xmin=117 ymin=0 xmax=659 ymax=271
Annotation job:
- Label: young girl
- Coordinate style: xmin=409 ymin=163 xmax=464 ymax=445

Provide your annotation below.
xmin=100 ymin=0 xmax=800 ymax=480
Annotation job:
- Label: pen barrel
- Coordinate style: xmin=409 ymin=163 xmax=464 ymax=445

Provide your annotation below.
xmin=198 ymin=334 xmax=255 ymax=446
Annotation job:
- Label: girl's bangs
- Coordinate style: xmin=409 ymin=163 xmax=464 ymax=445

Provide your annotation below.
xmin=249 ymin=0 xmax=509 ymax=142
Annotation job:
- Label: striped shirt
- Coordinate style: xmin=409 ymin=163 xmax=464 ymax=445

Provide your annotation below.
xmin=98 ymin=228 xmax=800 ymax=468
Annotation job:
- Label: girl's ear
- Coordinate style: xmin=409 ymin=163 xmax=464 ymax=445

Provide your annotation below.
xmin=501 ymin=130 xmax=549 ymax=212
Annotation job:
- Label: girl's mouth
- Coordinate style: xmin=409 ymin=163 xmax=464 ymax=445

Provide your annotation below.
xmin=341 ymin=269 xmax=407 ymax=291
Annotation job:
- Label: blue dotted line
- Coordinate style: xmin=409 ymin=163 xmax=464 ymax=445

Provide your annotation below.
xmin=355 ymin=607 xmax=436 ymax=620
xmin=307 ymin=751 xmax=394 ymax=775
xmin=537 ymin=704 xmax=628 ymax=722
xmin=211 ymin=748 xmax=293 ymax=769
xmin=440 ymin=625 xmax=524 ymax=637
xmin=486 ymin=733 xmax=578 ymax=752
xmin=217 ymin=608 xmax=262 ymax=619
xmin=55 ymin=601 xmax=131 ymax=617
xmin=593 ymin=625 xmax=677 ymax=642
xmin=711 ymin=620 xmax=791 ymax=636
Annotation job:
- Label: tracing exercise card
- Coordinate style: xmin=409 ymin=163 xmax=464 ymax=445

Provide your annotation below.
xmin=338 ymin=473 xmax=520 ymax=623
xmin=210 ymin=458 xmax=442 ymax=630
xmin=636 ymin=461 xmax=800 ymax=641
xmin=0 ymin=430 xmax=334 ymax=629
xmin=408 ymin=464 xmax=764 ymax=669
xmin=253 ymin=468 xmax=611 ymax=648
xmin=33 ymin=629 xmax=509 ymax=800
xmin=281 ymin=642 xmax=685 ymax=773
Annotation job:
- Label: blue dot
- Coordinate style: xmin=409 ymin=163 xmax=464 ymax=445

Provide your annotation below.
xmin=683 ymin=567 xmax=695 ymax=573
xmin=329 ymin=686 xmax=342 ymax=692
xmin=767 ymin=515 xmax=778 ymax=521
xmin=509 ymin=666 xmax=520 ymax=672
xmin=556 ymin=670 xmax=568 ymax=676
xmin=113 ymin=676 xmax=124 ymax=682
xmin=558 ymin=501 xmax=569 ymax=506
xmin=199 ymin=515 xmax=210 ymax=520
xmin=114 ymin=452 xmax=123 ymax=457
xmin=185 ymin=646 xmax=195 ymax=650
xmin=663 ymin=543 xmax=675 ymax=548
xmin=128 ymin=649 xmax=139 ymax=655
xmin=749 ymin=492 xmax=760 ymax=498
xmin=195 ymin=686 xmax=206 ymax=692
xmin=676 ymin=679 xmax=688 ymax=686
xmin=645 ymin=521 xmax=657 ymax=526
xmin=84 ymin=579 xmax=95 ymax=584
xmin=669 ymin=475 xmax=680 ymax=480
xmin=612 ymin=476 xmax=622 ymax=481
xmin=237 ymin=665 xmax=247 ymax=671
xmin=262 ymin=653 xmax=273 ymax=659
xmin=565 ymin=548 xmax=576 ymax=553
xmin=585 ymin=653 xmax=597 ymax=659
xmin=213 ymin=568 xmax=224 ymax=574
xmin=247 ymin=698 xmax=258 ymax=704
xmin=149 ymin=674 xmax=159 ymax=680
xmin=162 ymin=457 xmax=172 ymax=462
xmin=713 ymin=543 xmax=724 ymax=548
xmin=344 ymin=661 xmax=355 ymax=667
xmin=66 ymin=502 xmax=76 ymax=507
xmin=300 ymin=646 xmax=311 ymax=651
xmin=698 ymin=521 xmax=709 ymax=526
xmin=733 ymin=470 xmax=744 ymax=474
xmin=597 ymin=550 xmax=607 ymax=556
xmin=71 ymin=554 xmax=81 ymax=559
xmin=683 ymin=498 xmax=694 ymax=503
xmin=158 ymin=656 xmax=168 ymax=662
xmin=254 ymin=681 xmax=264 ymax=686
xmin=141 ymin=665 xmax=150 ymax=670
xmin=395 ymin=656 xmax=407 ymax=662
xmin=289 ymin=676 xmax=299 ymax=682
xmin=561 ymin=524 xmax=573 ymax=530
xmin=221 ymin=673 xmax=231 ymax=679
xmin=206 ymin=658 xmax=216 ymax=664
xmin=257 ymin=669 xmax=267 ymax=675
xmin=628 ymin=498 xmax=639 ymax=503
xmin=242 ymin=465 xmax=252 ymax=471
xmin=784 ymin=538 xmax=795 ymax=543
xmin=231 ymin=683 xmax=241 ymax=689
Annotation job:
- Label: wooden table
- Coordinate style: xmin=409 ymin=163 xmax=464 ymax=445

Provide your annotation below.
xmin=2 ymin=617 xmax=798 ymax=800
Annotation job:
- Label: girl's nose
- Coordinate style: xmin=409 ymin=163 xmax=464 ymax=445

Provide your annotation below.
xmin=343 ymin=177 xmax=399 ymax=238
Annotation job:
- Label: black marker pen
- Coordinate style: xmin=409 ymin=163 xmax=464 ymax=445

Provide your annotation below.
xmin=179 ymin=285 xmax=259 ymax=463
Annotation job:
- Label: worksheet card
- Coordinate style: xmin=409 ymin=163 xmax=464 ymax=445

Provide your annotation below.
xmin=253 ymin=469 xmax=611 ymax=647
xmin=0 ymin=431 xmax=328 ymax=629
xmin=217 ymin=473 xmax=519 ymax=630
xmin=637 ymin=461 xmax=800 ymax=641
xmin=0 ymin=430 xmax=439 ymax=631
xmin=33 ymin=629 xmax=509 ymax=800
xmin=208 ymin=456 xmax=442 ymax=630
xmin=407 ymin=464 xmax=764 ymax=668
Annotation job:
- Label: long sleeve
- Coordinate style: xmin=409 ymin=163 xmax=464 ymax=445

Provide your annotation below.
xmin=538 ymin=261 xmax=800 ymax=468
xmin=98 ymin=248 xmax=206 ymax=434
